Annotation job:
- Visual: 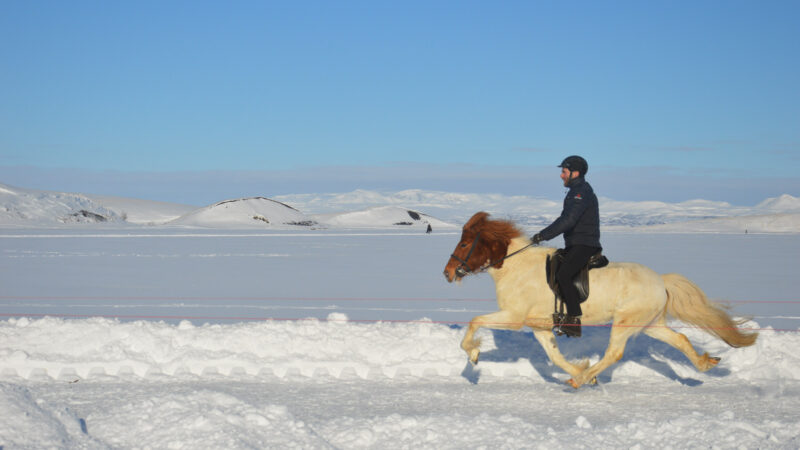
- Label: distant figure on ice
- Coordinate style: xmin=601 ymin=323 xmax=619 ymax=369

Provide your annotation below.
xmin=426 ymin=224 xmax=433 ymax=234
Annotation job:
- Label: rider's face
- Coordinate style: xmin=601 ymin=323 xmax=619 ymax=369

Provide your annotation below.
xmin=560 ymin=167 xmax=576 ymax=186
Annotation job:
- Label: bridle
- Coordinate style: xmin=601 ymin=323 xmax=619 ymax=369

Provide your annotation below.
xmin=450 ymin=231 xmax=535 ymax=278
xmin=450 ymin=232 xmax=482 ymax=279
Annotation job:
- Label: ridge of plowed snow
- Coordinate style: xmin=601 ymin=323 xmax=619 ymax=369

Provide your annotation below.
xmin=1 ymin=315 xmax=794 ymax=383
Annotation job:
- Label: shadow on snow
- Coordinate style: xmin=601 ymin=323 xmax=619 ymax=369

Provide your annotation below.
xmin=453 ymin=325 xmax=731 ymax=386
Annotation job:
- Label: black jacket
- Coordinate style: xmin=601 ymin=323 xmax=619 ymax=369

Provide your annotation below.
xmin=539 ymin=177 xmax=601 ymax=248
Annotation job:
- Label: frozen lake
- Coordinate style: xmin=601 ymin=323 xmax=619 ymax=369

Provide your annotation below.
xmin=1 ymin=229 xmax=797 ymax=330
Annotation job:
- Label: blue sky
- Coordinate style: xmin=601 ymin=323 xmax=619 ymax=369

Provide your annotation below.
xmin=1 ymin=1 xmax=798 ymax=205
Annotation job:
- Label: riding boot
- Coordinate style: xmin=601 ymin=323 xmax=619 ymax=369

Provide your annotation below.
xmin=554 ymin=314 xmax=582 ymax=338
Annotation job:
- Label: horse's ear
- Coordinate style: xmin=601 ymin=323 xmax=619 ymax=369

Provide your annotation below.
xmin=464 ymin=212 xmax=490 ymax=232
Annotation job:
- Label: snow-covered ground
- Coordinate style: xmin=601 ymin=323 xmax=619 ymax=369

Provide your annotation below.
xmin=2 ymin=223 xmax=800 ymax=448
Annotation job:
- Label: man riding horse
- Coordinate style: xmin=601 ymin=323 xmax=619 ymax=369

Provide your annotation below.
xmin=532 ymin=155 xmax=601 ymax=337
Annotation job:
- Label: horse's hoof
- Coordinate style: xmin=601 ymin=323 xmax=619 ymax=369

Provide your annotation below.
xmin=566 ymin=378 xmax=580 ymax=389
xmin=699 ymin=354 xmax=721 ymax=371
xmin=469 ymin=350 xmax=480 ymax=365
xmin=589 ymin=377 xmax=597 ymax=385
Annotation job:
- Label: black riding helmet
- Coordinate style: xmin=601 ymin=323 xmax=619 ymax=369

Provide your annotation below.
xmin=558 ymin=155 xmax=588 ymax=176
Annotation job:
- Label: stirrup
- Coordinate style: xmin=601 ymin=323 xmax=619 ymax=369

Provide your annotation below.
xmin=553 ymin=314 xmax=582 ymax=338
xmin=552 ymin=312 xmax=566 ymax=336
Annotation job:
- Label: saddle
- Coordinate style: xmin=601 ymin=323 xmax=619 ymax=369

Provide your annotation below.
xmin=545 ymin=249 xmax=609 ymax=304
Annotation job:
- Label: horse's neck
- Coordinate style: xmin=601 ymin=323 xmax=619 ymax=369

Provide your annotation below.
xmin=486 ymin=239 xmax=553 ymax=315
xmin=488 ymin=238 xmax=551 ymax=283
xmin=507 ymin=237 xmax=531 ymax=254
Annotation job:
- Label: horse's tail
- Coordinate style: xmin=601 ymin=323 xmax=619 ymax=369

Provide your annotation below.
xmin=662 ymin=273 xmax=758 ymax=348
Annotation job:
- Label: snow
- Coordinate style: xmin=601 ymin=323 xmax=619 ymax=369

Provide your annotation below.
xmin=3 ymin=181 xmax=799 ymax=233
xmin=756 ymin=193 xmax=800 ymax=213
xmin=0 ymin=183 xmax=195 ymax=226
xmin=169 ymin=197 xmax=315 ymax=229
xmin=3 ymin=311 xmax=800 ymax=448
xmin=1 ymin=182 xmax=800 ymax=448
xmin=311 ymin=205 xmax=453 ymax=229
xmin=85 ymin=194 xmax=197 ymax=225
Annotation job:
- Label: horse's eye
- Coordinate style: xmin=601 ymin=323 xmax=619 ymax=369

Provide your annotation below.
xmin=460 ymin=243 xmax=467 ymax=248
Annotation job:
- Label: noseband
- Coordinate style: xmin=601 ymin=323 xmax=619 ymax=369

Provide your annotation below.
xmin=450 ymin=231 xmax=535 ymax=278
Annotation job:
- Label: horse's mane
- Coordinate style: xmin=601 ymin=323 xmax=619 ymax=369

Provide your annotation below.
xmin=464 ymin=211 xmax=524 ymax=241
xmin=462 ymin=212 xmax=525 ymax=268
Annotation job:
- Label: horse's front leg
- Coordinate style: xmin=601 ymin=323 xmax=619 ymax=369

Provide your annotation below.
xmin=567 ymin=324 xmax=639 ymax=389
xmin=461 ymin=310 xmax=524 ymax=364
xmin=530 ymin=328 xmax=590 ymax=380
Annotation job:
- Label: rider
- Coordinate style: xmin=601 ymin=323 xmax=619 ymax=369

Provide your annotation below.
xmin=531 ymin=155 xmax=601 ymax=338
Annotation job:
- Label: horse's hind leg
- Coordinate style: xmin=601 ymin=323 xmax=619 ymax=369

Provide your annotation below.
xmin=644 ymin=318 xmax=720 ymax=372
xmin=461 ymin=310 xmax=525 ymax=364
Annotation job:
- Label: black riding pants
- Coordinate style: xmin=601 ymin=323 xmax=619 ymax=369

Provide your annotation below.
xmin=556 ymin=244 xmax=601 ymax=316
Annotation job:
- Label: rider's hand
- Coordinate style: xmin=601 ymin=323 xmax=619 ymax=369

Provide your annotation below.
xmin=531 ymin=233 xmax=543 ymax=244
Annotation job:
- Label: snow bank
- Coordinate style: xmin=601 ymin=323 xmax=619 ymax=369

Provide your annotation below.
xmin=2 ymin=316 xmax=796 ymax=384
xmin=0 ymin=316 xmax=466 ymax=380
xmin=2 ymin=316 xmax=799 ymax=448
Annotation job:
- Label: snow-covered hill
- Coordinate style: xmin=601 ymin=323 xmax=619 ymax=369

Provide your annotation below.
xmin=85 ymin=194 xmax=198 ymax=225
xmin=0 ymin=182 xmax=119 ymax=225
xmin=0 ymin=182 xmax=194 ymax=226
xmin=1 ymin=182 xmax=799 ymax=232
xmin=312 ymin=206 xmax=454 ymax=229
xmin=755 ymin=193 xmax=800 ymax=213
xmin=169 ymin=197 xmax=317 ymax=229
xmin=628 ymin=213 xmax=800 ymax=234
xmin=281 ymin=190 xmax=800 ymax=233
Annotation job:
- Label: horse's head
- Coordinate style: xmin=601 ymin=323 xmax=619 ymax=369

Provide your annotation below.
xmin=443 ymin=212 xmax=521 ymax=283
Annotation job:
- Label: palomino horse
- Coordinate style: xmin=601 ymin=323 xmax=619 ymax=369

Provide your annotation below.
xmin=443 ymin=212 xmax=757 ymax=388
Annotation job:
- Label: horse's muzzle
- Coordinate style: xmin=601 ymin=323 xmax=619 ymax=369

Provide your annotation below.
xmin=443 ymin=268 xmax=456 ymax=283
xmin=443 ymin=265 xmax=466 ymax=283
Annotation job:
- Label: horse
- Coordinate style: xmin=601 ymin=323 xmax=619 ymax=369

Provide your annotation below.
xmin=443 ymin=212 xmax=758 ymax=388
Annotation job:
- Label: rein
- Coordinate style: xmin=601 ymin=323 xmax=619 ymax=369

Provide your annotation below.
xmin=450 ymin=232 xmax=535 ymax=278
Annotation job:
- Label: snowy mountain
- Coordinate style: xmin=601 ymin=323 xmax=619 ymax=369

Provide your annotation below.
xmin=629 ymin=213 xmax=800 ymax=233
xmin=168 ymin=197 xmax=317 ymax=228
xmin=1 ymin=182 xmax=799 ymax=232
xmin=0 ymin=182 xmax=195 ymax=226
xmin=275 ymin=189 xmax=559 ymax=227
xmin=755 ymin=193 xmax=800 ymax=213
xmin=279 ymin=189 xmax=800 ymax=233
xmin=312 ymin=206 xmax=453 ymax=229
